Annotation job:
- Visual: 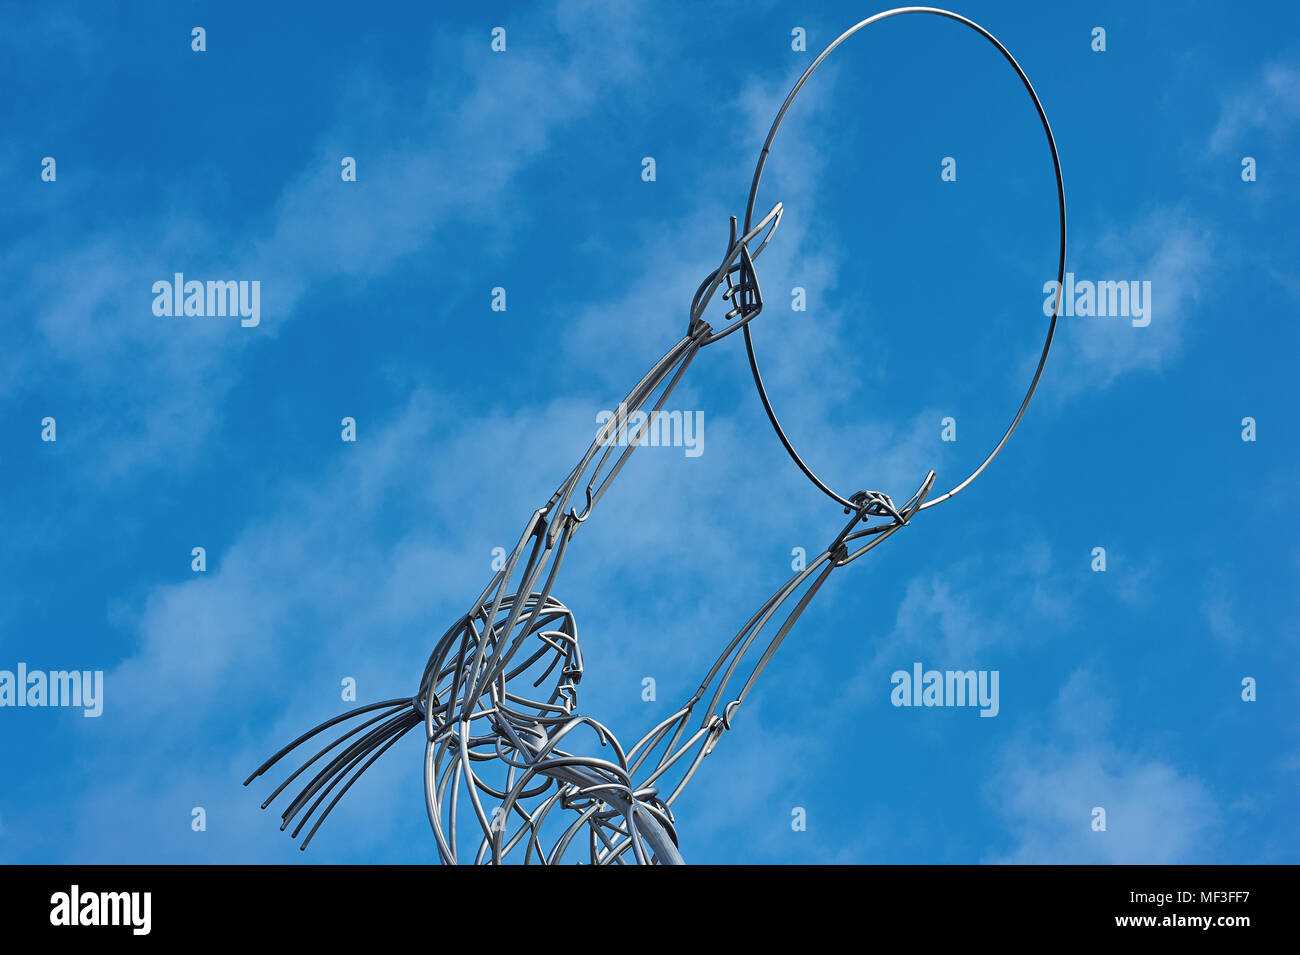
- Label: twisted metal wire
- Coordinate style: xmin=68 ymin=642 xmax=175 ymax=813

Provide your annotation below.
xmin=246 ymin=6 xmax=1065 ymax=864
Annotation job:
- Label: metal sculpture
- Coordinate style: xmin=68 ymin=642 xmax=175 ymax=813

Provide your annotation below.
xmin=246 ymin=6 xmax=1066 ymax=864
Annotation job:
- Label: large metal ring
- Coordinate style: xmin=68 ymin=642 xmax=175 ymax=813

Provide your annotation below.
xmin=741 ymin=6 xmax=1067 ymax=513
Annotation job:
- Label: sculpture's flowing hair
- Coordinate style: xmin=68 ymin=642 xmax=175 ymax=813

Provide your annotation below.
xmin=244 ymin=699 xmax=422 ymax=849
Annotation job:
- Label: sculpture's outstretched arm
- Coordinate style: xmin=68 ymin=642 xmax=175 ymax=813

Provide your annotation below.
xmin=244 ymin=205 xmax=785 ymax=857
xmin=626 ymin=472 xmax=937 ymax=811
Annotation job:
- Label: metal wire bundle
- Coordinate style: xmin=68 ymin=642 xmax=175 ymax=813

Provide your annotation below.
xmin=246 ymin=6 xmax=1066 ymax=864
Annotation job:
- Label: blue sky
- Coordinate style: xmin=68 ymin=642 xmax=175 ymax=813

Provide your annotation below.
xmin=0 ymin=0 xmax=1296 ymax=863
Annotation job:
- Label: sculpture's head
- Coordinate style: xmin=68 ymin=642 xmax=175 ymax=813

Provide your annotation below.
xmin=415 ymin=591 xmax=583 ymax=736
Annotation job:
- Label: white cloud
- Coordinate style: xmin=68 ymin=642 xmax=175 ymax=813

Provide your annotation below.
xmin=860 ymin=537 xmax=1073 ymax=674
xmin=1209 ymin=63 xmax=1300 ymax=155
xmin=3 ymin=0 xmax=659 ymax=479
xmin=985 ymin=669 xmax=1217 ymax=863
xmin=1202 ymin=570 xmax=1243 ymax=645
xmin=1049 ymin=207 xmax=1214 ymax=395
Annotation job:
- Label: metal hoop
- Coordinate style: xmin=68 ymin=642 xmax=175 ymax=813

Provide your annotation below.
xmin=741 ymin=6 xmax=1067 ymax=513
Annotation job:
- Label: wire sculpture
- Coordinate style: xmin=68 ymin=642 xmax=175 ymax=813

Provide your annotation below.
xmin=246 ymin=6 xmax=1066 ymax=865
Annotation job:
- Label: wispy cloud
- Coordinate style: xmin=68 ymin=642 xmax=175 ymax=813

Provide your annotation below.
xmin=856 ymin=537 xmax=1074 ymax=676
xmin=1050 ymin=207 xmax=1214 ymax=395
xmin=1209 ymin=63 xmax=1300 ymax=155
xmin=3 ymin=0 xmax=659 ymax=480
xmin=985 ymin=669 xmax=1217 ymax=864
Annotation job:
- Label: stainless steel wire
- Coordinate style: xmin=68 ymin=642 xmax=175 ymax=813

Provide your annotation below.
xmin=246 ymin=6 xmax=1065 ymax=865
